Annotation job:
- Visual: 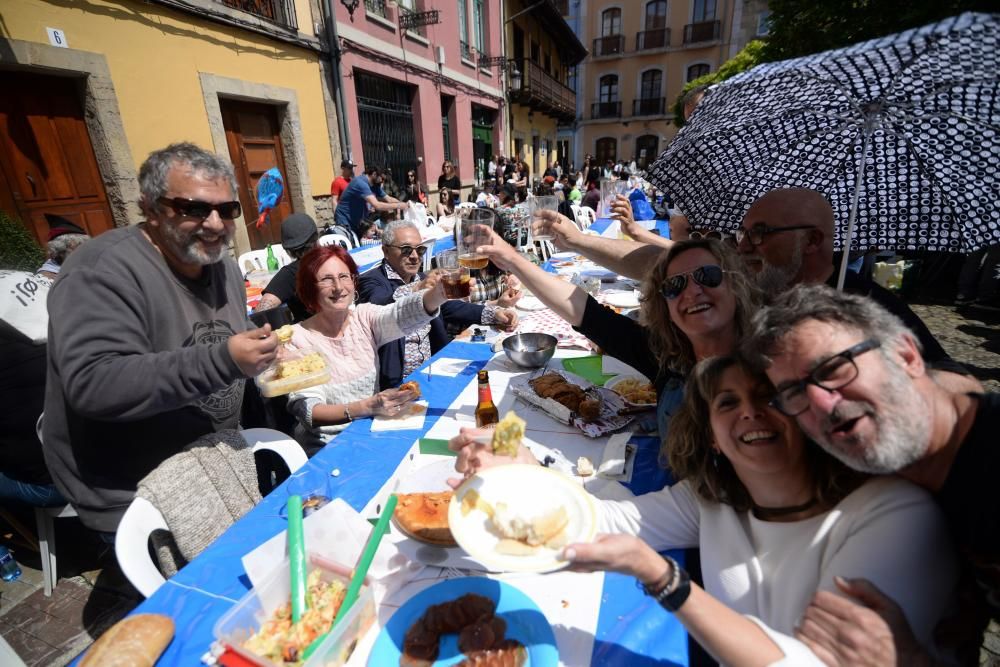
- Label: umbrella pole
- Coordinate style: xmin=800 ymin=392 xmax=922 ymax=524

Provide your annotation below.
xmin=836 ymin=127 xmax=873 ymax=291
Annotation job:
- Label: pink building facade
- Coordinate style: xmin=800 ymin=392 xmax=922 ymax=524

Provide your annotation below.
xmin=333 ymin=0 xmax=505 ymax=199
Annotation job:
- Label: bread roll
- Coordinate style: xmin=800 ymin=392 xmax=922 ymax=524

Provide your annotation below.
xmin=80 ymin=613 xmax=174 ymax=667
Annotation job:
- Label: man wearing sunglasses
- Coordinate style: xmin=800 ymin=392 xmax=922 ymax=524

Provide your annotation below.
xmin=747 ymin=284 xmax=999 ymax=666
xmin=334 ymin=165 xmax=408 ymax=239
xmin=357 ymin=221 xmax=518 ymax=389
xmin=41 ymin=142 xmax=279 ymax=535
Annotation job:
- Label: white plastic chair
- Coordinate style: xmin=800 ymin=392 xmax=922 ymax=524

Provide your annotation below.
xmin=573 ymin=205 xmax=595 ymax=230
xmin=456 ymin=202 xmax=477 ymax=213
xmin=237 ymin=245 xmax=292 ymax=272
xmin=33 ymin=413 xmax=79 ymax=597
xmin=318 ymin=233 xmax=353 ymax=250
xmin=115 ymin=430 xmax=307 ymax=598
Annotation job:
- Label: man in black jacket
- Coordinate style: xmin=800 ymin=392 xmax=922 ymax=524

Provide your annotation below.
xmin=357 ymin=221 xmax=517 ymax=389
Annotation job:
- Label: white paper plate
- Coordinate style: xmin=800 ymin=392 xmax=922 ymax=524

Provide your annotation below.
xmin=605 ymin=374 xmax=657 ymax=407
xmin=449 ymin=464 xmax=597 ymax=573
xmin=516 ymin=296 xmax=548 ymax=311
xmin=603 ymin=291 xmax=640 ymax=309
xmin=580 ymin=268 xmax=618 ymax=282
xmin=550 ymin=251 xmax=577 ymax=261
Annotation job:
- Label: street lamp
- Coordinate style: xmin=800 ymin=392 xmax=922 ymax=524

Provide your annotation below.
xmin=340 ymin=0 xmax=359 ymax=21
xmin=509 ymin=63 xmax=522 ymax=91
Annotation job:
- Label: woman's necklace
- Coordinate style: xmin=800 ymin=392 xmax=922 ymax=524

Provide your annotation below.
xmin=751 ymin=497 xmax=819 ymax=520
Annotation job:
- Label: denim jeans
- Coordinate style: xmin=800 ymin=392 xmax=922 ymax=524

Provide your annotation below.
xmin=0 ymin=472 xmax=66 ymax=507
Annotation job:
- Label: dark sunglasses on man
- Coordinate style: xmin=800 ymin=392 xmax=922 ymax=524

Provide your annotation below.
xmin=660 ymin=264 xmax=725 ymax=300
xmin=386 ymin=243 xmax=428 ymax=257
xmin=157 ymin=197 xmax=242 ymax=220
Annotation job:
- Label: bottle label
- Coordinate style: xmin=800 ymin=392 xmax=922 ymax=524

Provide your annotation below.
xmin=478 ymin=384 xmax=493 ymax=403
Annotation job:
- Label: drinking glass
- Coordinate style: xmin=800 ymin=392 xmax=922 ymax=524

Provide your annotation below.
xmin=283 ymin=467 xmax=330 ymax=518
xmin=529 ymin=195 xmax=559 ymax=242
xmin=599 ymin=179 xmax=631 ymax=219
xmin=436 ymin=249 xmax=471 ymax=300
xmin=457 ymin=208 xmax=495 ymax=271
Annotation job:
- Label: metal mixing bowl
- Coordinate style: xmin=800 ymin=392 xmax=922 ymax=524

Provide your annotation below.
xmin=502 ymin=333 xmax=557 ymax=368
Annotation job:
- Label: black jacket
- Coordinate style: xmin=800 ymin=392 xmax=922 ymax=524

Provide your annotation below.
xmin=357 ymin=262 xmax=485 ymax=389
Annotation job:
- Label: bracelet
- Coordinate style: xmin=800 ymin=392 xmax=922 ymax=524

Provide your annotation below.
xmin=344 ymin=403 xmax=353 ymax=422
xmin=642 ymin=555 xmax=692 ymax=612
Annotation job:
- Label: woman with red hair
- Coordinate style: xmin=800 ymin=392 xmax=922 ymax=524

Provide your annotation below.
xmin=286 ymin=245 xmax=447 ymax=451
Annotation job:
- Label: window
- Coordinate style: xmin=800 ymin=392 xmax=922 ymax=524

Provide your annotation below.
xmin=757 ymin=10 xmax=771 ymax=36
xmin=645 ymin=0 xmax=667 ymax=29
xmin=640 ymin=70 xmax=662 ymax=99
xmin=441 ymin=95 xmax=454 ymax=161
xmin=635 ymin=135 xmax=659 ymax=169
xmin=458 ymin=0 xmax=469 ymax=50
xmin=531 ymin=41 xmax=540 ymax=62
xmin=473 ymin=0 xmax=485 ymax=53
xmin=544 ymin=53 xmax=551 ymax=76
xmin=692 ymin=0 xmax=716 ymax=22
xmin=687 ymin=63 xmax=710 ymax=82
xmin=601 ymin=8 xmax=621 ymax=36
xmin=599 ymin=74 xmax=619 ymax=102
xmin=595 ymin=137 xmax=617 ymax=164
xmin=567 ymin=66 xmax=578 ymax=91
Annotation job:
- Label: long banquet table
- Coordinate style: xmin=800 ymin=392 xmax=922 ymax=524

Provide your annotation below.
xmin=104 ymin=225 xmax=688 ymax=666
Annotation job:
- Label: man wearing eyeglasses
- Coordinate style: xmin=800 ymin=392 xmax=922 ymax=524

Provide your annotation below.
xmin=747 ymin=283 xmax=998 ymax=665
xmin=739 ymin=188 xmax=956 ymax=368
xmin=357 ymin=221 xmax=518 ymax=389
xmin=41 ymin=142 xmax=279 ymax=535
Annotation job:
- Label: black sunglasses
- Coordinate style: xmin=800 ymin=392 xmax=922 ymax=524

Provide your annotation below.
xmin=157 ymin=197 xmax=241 ymax=220
xmin=660 ymin=264 xmax=725 ymax=300
xmin=385 ymin=244 xmax=427 ymax=257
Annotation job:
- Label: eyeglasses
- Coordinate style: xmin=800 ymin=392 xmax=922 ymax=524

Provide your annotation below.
xmin=385 ymin=244 xmax=427 ymax=257
xmin=734 ymin=224 xmax=815 ymax=246
xmin=157 ymin=197 xmax=242 ymax=220
xmin=688 ymin=229 xmax=729 ymax=242
xmin=660 ymin=264 xmax=725 ymax=300
xmin=769 ymin=339 xmax=882 ymax=416
xmin=316 ymin=273 xmax=354 ymax=288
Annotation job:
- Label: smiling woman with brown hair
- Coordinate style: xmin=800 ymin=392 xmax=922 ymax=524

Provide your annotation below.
xmin=449 ymin=353 xmax=959 ymax=666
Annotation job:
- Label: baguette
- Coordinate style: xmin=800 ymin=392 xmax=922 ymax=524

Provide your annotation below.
xmin=399 ymin=380 xmax=422 ymax=398
xmin=80 ymin=613 xmax=174 ymax=667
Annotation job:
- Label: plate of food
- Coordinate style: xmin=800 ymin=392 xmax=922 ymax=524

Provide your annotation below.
xmin=580 ymin=267 xmax=618 ymax=283
xmin=509 ymin=370 xmax=634 ymax=437
xmin=393 ymin=459 xmax=460 ymax=548
xmin=447 ymin=464 xmax=597 ymax=573
xmin=550 ymin=251 xmax=576 ymax=261
xmin=516 ymin=296 xmax=548 ymax=312
xmin=605 ymin=374 xmax=657 ymax=407
xmin=367 ymin=576 xmax=557 ymax=666
xmin=603 ymin=290 xmax=640 ymax=309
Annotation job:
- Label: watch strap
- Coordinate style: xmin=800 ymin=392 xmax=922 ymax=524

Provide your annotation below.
xmin=643 ymin=555 xmax=692 ymax=612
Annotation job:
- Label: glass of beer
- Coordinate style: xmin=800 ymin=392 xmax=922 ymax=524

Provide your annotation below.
xmin=457 ymin=208 xmax=495 ymax=271
xmin=437 ymin=250 xmax=471 ymax=299
xmin=530 ymin=195 xmax=559 ymax=242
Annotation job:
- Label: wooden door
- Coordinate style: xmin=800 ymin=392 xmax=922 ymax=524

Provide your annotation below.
xmin=220 ymin=100 xmax=293 ymax=250
xmin=0 ymin=71 xmax=116 ymax=245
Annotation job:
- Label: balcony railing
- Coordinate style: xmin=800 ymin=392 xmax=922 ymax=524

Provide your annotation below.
xmin=683 ymin=20 xmax=721 ymax=44
xmin=220 ymin=0 xmax=298 ymax=29
xmin=591 ymin=101 xmax=622 ymax=119
xmin=636 ymin=27 xmax=670 ymax=50
xmin=509 ymin=59 xmax=576 ymax=122
xmin=592 ymin=34 xmax=625 ymax=57
xmin=633 ymin=97 xmax=666 ymax=116
xmin=365 ymin=0 xmax=387 ymax=18
xmin=459 ymin=40 xmax=475 ymax=61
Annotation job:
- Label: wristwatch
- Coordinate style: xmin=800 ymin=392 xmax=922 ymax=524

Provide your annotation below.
xmin=642 ymin=555 xmax=692 ymax=612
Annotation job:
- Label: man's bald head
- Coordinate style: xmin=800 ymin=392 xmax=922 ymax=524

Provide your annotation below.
xmin=738 ymin=188 xmax=836 ymax=289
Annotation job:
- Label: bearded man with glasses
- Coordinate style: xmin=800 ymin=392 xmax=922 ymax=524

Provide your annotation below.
xmin=42 ymin=142 xmax=279 ymax=536
xmin=746 ymin=283 xmax=999 ymax=666
xmin=357 ymin=221 xmax=518 ymax=389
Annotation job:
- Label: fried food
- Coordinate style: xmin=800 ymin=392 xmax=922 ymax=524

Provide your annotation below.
xmin=402 ymin=594 xmax=508 ymax=665
xmin=394 ymin=492 xmax=456 ymax=546
xmin=578 ymin=398 xmax=601 ymax=421
xmin=399 ymin=380 xmax=422 ymax=398
xmin=612 ymin=377 xmax=656 ymax=405
xmin=528 ymin=373 xmax=602 ymax=420
xmin=457 ymin=640 xmax=528 ymax=666
xmin=491 ymin=412 xmax=525 ymax=457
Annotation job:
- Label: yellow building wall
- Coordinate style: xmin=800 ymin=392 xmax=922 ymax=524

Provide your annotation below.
xmin=509 ymin=105 xmax=560 ymax=171
xmin=2 ymin=0 xmax=334 ymax=196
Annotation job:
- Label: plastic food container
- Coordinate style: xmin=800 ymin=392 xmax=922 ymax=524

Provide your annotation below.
xmin=214 ymin=552 xmax=375 ymax=667
xmin=256 ymin=326 xmax=331 ymax=398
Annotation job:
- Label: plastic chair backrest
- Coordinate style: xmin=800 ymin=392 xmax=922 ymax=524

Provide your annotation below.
xmin=318 ymin=233 xmax=353 ymax=250
xmin=237 ymin=246 xmax=292 ymax=272
xmin=456 ymin=202 xmax=477 ymax=212
xmin=115 ymin=497 xmax=169 ymax=598
xmin=116 ymin=431 xmax=307 ymax=598
xmin=575 ymin=206 xmax=594 ymax=230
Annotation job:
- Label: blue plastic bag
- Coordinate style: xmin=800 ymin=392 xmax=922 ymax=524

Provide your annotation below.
xmin=629 ymin=188 xmax=655 ymax=221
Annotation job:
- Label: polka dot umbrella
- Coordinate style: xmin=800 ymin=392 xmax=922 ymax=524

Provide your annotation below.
xmin=647 ymin=12 xmax=1000 ymax=289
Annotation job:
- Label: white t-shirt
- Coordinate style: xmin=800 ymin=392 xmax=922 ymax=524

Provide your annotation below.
xmin=598 ymin=477 xmax=957 ymax=665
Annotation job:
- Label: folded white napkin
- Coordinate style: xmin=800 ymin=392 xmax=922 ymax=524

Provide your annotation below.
xmin=370 ymin=401 xmax=428 ymax=431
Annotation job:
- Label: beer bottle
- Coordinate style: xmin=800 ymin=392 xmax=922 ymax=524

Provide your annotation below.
xmin=266 ymin=244 xmax=279 ymax=271
xmin=475 ymin=370 xmax=499 ymax=428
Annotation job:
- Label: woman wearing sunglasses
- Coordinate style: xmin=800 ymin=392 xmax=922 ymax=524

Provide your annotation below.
xmin=435 ymin=188 xmax=456 ymax=219
xmin=437 ymin=161 xmax=461 ymax=194
xmin=400 ymin=170 xmax=427 ymax=205
xmin=473 ymin=228 xmax=757 ymax=437
xmin=449 ymin=354 xmax=957 ymax=666
xmin=284 ymin=244 xmax=448 ymax=453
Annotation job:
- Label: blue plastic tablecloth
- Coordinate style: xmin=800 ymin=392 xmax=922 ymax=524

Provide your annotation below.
xmin=589 ymin=217 xmax=670 ymax=238
xmin=105 ymin=341 xmax=687 ymax=666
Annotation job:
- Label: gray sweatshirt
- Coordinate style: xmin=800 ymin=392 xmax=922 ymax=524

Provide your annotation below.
xmin=42 ymin=224 xmax=249 ymax=532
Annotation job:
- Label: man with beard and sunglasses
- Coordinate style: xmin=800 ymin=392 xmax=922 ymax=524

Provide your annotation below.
xmin=42 ymin=142 xmax=279 ymax=535
xmin=746 ymin=284 xmax=999 ymax=665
